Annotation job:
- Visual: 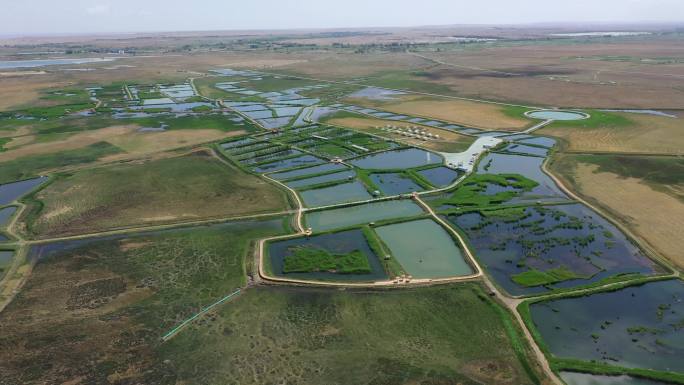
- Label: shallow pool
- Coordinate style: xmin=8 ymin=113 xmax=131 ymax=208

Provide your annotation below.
xmin=417 ymin=167 xmax=461 ymax=187
xmin=375 ymin=219 xmax=472 ymax=279
xmin=267 ymin=229 xmax=387 ymax=282
xmin=286 ymin=171 xmax=356 ymax=189
xmin=559 ymin=372 xmax=668 ymax=385
xmin=370 ymin=173 xmax=424 ymax=195
xmin=305 ymin=200 xmax=425 ymax=232
xmin=350 ymin=148 xmax=442 ymax=170
xmin=253 ymin=155 xmax=323 ymax=173
xmin=269 ymin=163 xmax=348 ymax=180
xmin=531 ymin=280 xmax=684 ymax=373
xmin=0 ymin=206 xmax=17 ymax=226
xmin=527 ymin=110 xmax=588 ymax=121
xmin=299 ymin=181 xmax=372 ymax=207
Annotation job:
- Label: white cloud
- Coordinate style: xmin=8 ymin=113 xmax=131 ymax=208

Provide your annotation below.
xmin=86 ymin=4 xmax=111 ymax=15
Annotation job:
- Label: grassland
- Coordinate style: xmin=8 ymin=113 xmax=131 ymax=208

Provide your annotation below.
xmin=550 ymin=154 xmax=684 ymax=269
xmin=22 ymin=152 xmax=289 ymax=238
xmin=0 ymin=218 xmax=287 ymax=384
xmin=542 ymin=112 xmax=684 ymax=155
xmin=283 ymin=246 xmax=371 ymax=274
xmin=347 ymin=95 xmax=533 ymax=131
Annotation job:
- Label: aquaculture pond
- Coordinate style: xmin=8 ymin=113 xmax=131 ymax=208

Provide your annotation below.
xmin=370 ymin=173 xmax=424 ymax=195
xmin=559 ymin=372 xmax=670 ymax=385
xmin=253 ymin=155 xmax=323 ymax=173
xmin=305 ymin=200 xmax=425 ymax=232
xmin=0 ymin=177 xmax=48 ymax=206
xmin=350 ymin=148 xmax=442 ymax=170
xmin=269 ymin=163 xmax=348 ymax=180
xmin=0 ymin=251 xmax=14 ymax=271
xmin=285 ymin=171 xmax=355 ymax=189
xmin=517 ymin=136 xmax=557 ymax=148
xmin=241 ymin=149 xmax=302 ymax=165
xmin=299 ymin=181 xmax=372 ymax=208
xmin=267 ymin=229 xmax=387 ymax=282
xmin=445 ymin=204 xmax=657 ymax=296
xmin=530 ymin=279 xmax=684 ymax=373
xmin=417 ymin=167 xmax=461 ymax=187
xmin=0 ymin=206 xmax=17 ymax=226
xmin=375 ymin=219 xmax=472 ymax=279
xmin=502 ymin=143 xmax=549 ymax=157
xmin=477 ymin=153 xmax=567 ymax=202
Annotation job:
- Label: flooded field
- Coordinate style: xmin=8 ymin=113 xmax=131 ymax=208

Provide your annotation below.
xmin=375 ymin=219 xmax=472 ymax=279
xmin=305 ymin=200 xmax=425 ymax=232
xmin=267 ymin=229 xmax=387 ymax=281
xmin=350 ymin=148 xmax=442 ymax=170
xmin=477 ymin=153 xmax=568 ymax=202
xmin=0 ymin=177 xmax=48 ymax=206
xmin=299 ymin=181 xmax=372 ymax=207
xmin=370 ymin=173 xmax=424 ymax=195
xmin=445 ymin=204 xmax=657 ymax=295
xmin=531 ymin=279 xmax=684 ymax=373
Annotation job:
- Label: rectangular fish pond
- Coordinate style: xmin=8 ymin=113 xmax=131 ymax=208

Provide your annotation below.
xmin=305 ymin=200 xmax=425 ymax=232
xmin=530 ymin=279 xmax=684 ymax=374
xmin=370 ymin=173 xmax=425 ymax=195
xmin=253 ymin=155 xmax=324 ymax=173
xmin=501 ymin=143 xmax=549 ymax=157
xmin=267 ymin=229 xmax=388 ymax=282
xmin=350 ymin=148 xmax=442 ymax=170
xmin=417 ymin=167 xmax=461 ymax=188
xmin=285 ymin=170 xmax=356 ymax=189
xmin=299 ymin=181 xmax=372 ymax=208
xmin=0 ymin=250 xmax=14 ymax=275
xmin=444 ymin=204 xmax=658 ymax=296
xmin=0 ymin=206 xmax=18 ymax=226
xmin=374 ymin=219 xmax=473 ymax=279
xmin=269 ymin=163 xmax=348 ymax=180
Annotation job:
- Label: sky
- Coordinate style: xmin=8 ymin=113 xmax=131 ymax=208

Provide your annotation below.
xmin=3 ymin=0 xmax=684 ymax=36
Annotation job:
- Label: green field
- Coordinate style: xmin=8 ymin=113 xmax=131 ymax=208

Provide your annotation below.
xmin=23 ymin=152 xmax=290 ymax=237
xmin=283 ymin=246 xmax=371 ymax=274
xmin=432 ymin=173 xmax=539 ymax=207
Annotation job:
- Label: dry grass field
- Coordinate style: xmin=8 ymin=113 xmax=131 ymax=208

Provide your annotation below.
xmin=551 ymin=158 xmax=684 ymax=269
xmin=543 ymin=113 xmax=684 ymax=155
xmin=411 ymin=40 xmax=684 ymax=108
xmin=347 ymin=95 xmax=532 ymax=130
xmin=23 ymin=152 xmax=289 ymax=238
xmin=326 ymin=115 xmax=476 ymax=152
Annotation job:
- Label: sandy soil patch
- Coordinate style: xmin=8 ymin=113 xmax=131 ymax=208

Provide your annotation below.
xmin=543 ymin=114 xmax=684 ymax=154
xmin=348 ymin=95 xmax=531 ymax=131
xmin=573 ymin=163 xmax=684 ymax=269
xmin=0 ymin=125 xmax=136 ymax=162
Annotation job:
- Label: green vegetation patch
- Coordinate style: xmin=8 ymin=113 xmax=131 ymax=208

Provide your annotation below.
xmin=435 ymin=173 xmax=539 ymax=207
xmin=283 ymin=246 xmax=371 ymax=274
xmin=0 ymin=142 xmax=123 ymax=184
xmin=547 ymin=109 xmax=632 ymax=129
xmin=512 ymin=267 xmax=582 ymax=287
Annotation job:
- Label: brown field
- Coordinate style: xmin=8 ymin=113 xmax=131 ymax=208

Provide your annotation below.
xmin=542 ymin=113 xmax=684 ymax=155
xmin=347 ymin=95 xmax=532 ymax=131
xmin=277 ymin=52 xmax=429 ymax=79
xmin=407 ymin=40 xmax=684 ymax=109
xmin=25 ymin=152 xmax=289 ymax=237
xmin=552 ymin=160 xmax=684 ymax=269
xmin=326 ymin=115 xmax=475 ymax=153
xmin=0 ymin=125 xmax=244 ymax=164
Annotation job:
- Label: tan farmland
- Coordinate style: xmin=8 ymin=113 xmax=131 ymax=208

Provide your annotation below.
xmin=348 ymin=95 xmax=532 ymax=131
xmin=543 ymin=114 xmax=684 ymax=155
